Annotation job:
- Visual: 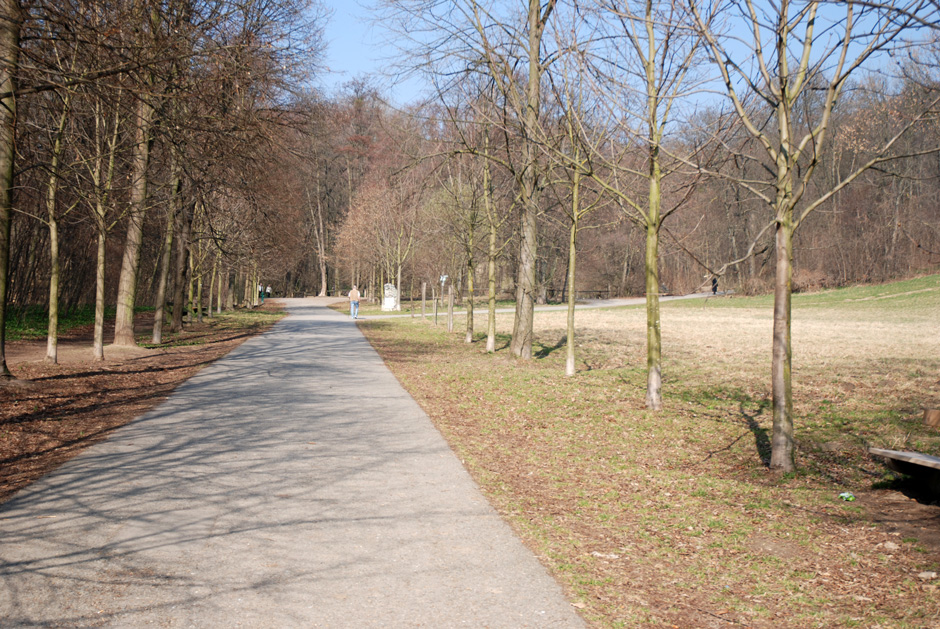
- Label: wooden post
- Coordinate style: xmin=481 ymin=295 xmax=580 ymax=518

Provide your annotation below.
xmin=433 ymin=297 xmax=438 ymax=326
xmin=447 ymin=285 xmax=454 ymax=332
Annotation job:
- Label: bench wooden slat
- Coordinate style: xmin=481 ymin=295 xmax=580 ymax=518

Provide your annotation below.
xmin=869 ymin=448 xmax=940 ymax=472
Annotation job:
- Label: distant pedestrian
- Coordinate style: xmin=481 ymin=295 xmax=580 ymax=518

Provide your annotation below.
xmin=711 ymin=277 xmax=718 ymax=295
xmin=349 ymin=285 xmax=360 ymax=319
xmin=258 ymin=283 xmax=265 ymax=304
xmin=266 ymin=285 xmax=272 ymax=299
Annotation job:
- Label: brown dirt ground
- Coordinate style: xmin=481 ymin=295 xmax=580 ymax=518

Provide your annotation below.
xmin=0 ymin=305 xmax=282 ymax=503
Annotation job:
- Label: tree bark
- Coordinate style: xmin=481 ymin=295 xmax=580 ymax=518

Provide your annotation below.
xmin=645 ymin=148 xmax=663 ymax=409
xmin=44 ymin=90 xmax=75 ymax=364
xmin=187 ymin=249 xmax=196 ymax=321
xmin=484 ymin=150 xmax=498 ymax=354
xmin=565 ymin=211 xmax=578 ymax=377
xmin=447 ymin=285 xmax=454 ymax=333
xmin=644 ymin=218 xmax=662 ymax=409
xmin=209 ymin=251 xmax=219 ymax=317
xmin=395 ymin=264 xmax=403 ymax=311
xmin=770 ymin=218 xmax=795 ymax=472
xmin=0 ymin=0 xmax=21 ymax=378
xmin=225 ymin=268 xmax=234 ymax=310
xmin=45 ymin=219 xmax=59 ymax=363
xmin=315 ymin=180 xmax=328 ymax=297
xmin=113 ymin=96 xmax=155 ymax=346
xmin=510 ymin=0 xmax=555 ymax=359
xmin=151 ymin=210 xmax=175 ymax=344
xmin=465 ymin=251 xmax=474 ymax=343
xmin=93 ymin=228 xmax=107 ymax=360
xmin=196 ymin=267 xmax=203 ymax=322
xmin=171 ymin=200 xmax=193 ymax=331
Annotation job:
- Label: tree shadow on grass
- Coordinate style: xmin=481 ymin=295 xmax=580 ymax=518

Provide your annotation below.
xmin=740 ymin=398 xmax=772 ymax=466
xmin=701 ymin=396 xmax=771 ymax=462
xmin=534 ymin=336 xmax=566 ymax=359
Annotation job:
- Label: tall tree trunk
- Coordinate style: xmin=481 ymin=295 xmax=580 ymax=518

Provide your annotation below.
xmin=92 ymin=93 xmax=121 ymax=361
xmin=187 ymin=249 xmax=195 ymax=321
xmin=151 ymin=209 xmax=175 ymax=344
xmin=44 ymin=103 xmax=69 ymax=363
xmin=644 ymin=219 xmax=662 ymax=409
xmin=195 ymin=241 xmax=203 ymax=322
xmin=483 ymin=141 xmax=498 ymax=354
xmin=154 ymin=148 xmax=182 ymax=341
xmin=447 ymin=285 xmax=454 ymax=333
xmin=225 ymin=267 xmax=234 ymax=310
xmin=315 ymin=179 xmax=328 ymax=297
xmin=510 ymin=0 xmax=555 ymax=359
xmin=487 ymin=216 xmax=498 ymax=353
xmin=565 ymin=212 xmax=578 ymax=377
xmin=44 ymin=88 xmax=76 ymax=364
xmin=208 ymin=251 xmax=217 ymax=317
xmin=770 ymin=217 xmax=795 ymax=472
xmin=113 ymin=96 xmax=155 ymax=346
xmin=421 ymin=281 xmax=427 ymax=319
xmin=170 ymin=200 xmax=193 ymax=332
xmin=247 ymin=269 xmax=252 ymax=307
xmin=645 ymin=156 xmax=663 ymax=410
xmin=93 ymin=227 xmax=107 ymax=360
xmin=45 ymin=219 xmax=59 ymax=363
xmin=196 ymin=272 xmax=203 ymax=322
xmin=0 ymin=0 xmax=21 ymax=378
xmin=511 ymin=164 xmax=538 ymax=358
xmin=395 ymin=264 xmax=403 ymax=311
xmin=465 ymin=248 xmax=474 ymax=344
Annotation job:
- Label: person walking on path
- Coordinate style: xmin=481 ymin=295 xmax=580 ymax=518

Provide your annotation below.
xmin=348 ymin=285 xmax=361 ymax=319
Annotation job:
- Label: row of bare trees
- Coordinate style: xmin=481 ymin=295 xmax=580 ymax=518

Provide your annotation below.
xmin=0 ymin=0 xmax=323 ymax=374
xmin=1 ymin=0 xmax=938 ymax=475
xmin=354 ymin=0 xmax=940 ymax=473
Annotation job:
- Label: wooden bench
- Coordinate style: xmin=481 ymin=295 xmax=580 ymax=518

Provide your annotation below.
xmin=869 ymin=448 xmax=940 ymax=493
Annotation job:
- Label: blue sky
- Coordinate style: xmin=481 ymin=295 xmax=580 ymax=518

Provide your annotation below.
xmin=318 ymin=0 xmax=427 ymax=104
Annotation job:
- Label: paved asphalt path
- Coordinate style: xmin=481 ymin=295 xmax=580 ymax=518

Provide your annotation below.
xmin=0 ymin=299 xmax=585 ymax=628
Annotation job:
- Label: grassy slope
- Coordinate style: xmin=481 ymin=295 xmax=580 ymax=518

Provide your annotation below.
xmin=360 ymin=275 xmax=940 ymax=628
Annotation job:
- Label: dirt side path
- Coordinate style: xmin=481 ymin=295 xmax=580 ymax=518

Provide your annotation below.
xmin=0 ymin=306 xmax=283 ymax=503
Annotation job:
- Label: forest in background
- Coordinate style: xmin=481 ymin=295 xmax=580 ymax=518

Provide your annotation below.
xmin=1 ymin=0 xmax=939 ymax=471
xmin=4 ymin=1 xmax=938 ymax=315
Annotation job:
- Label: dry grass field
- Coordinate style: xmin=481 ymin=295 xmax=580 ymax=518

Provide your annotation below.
xmin=360 ymin=274 xmax=940 ymax=628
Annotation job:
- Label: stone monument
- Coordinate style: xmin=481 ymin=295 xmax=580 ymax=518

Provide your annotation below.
xmin=382 ymin=283 xmax=399 ymax=311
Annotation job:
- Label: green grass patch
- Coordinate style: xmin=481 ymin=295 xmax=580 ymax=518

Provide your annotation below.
xmin=4 ymin=305 xmax=118 ymax=340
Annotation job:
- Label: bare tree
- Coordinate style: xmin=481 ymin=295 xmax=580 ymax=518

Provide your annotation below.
xmin=576 ymin=0 xmax=709 ymax=407
xmin=689 ymin=0 xmax=940 ymax=472
xmin=435 ymin=153 xmax=485 ymax=342
xmin=0 ymin=0 xmax=21 ymax=379
xmin=541 ymin=27 xmax=609 ymax=377
xmin=380 ymin=0 xmax=558 ymax=358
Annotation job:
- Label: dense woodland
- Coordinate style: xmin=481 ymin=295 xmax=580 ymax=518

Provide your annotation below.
xmin=0 ymin=0 xmax=938 ymax=471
